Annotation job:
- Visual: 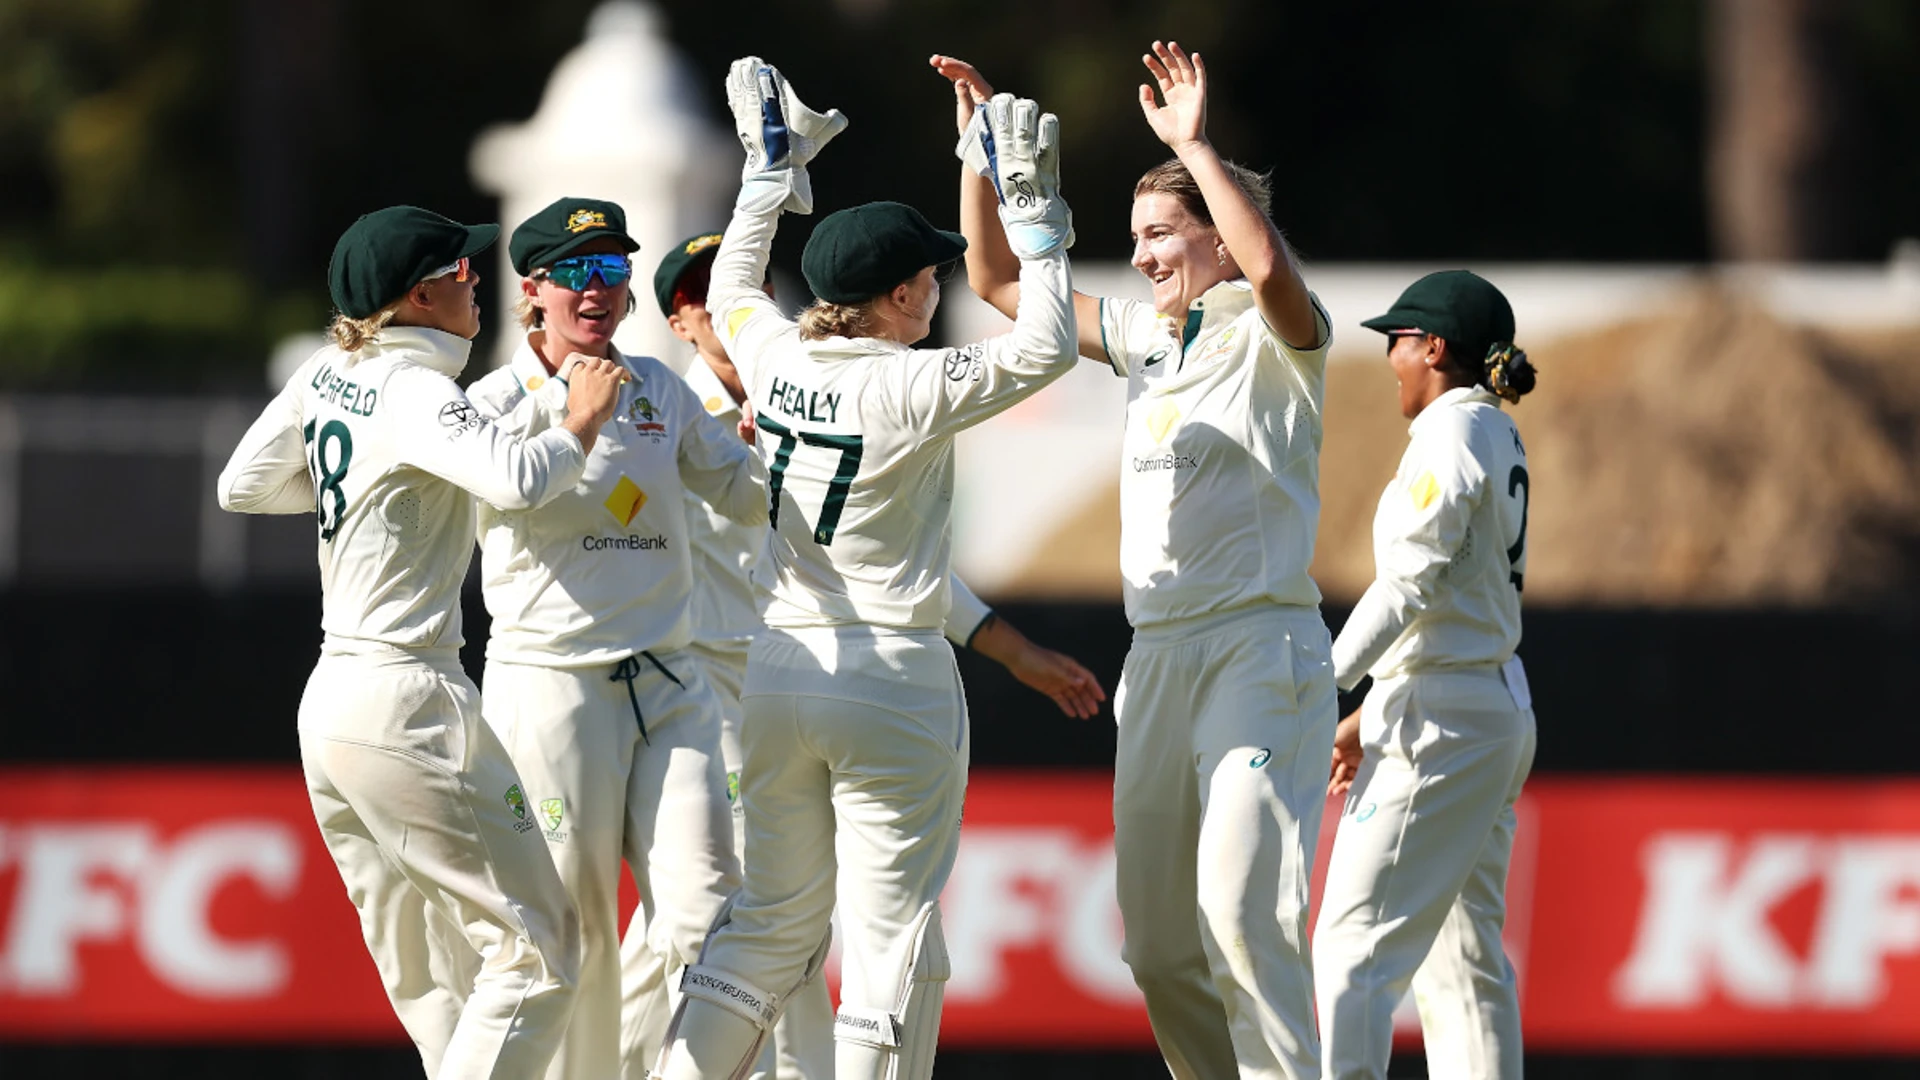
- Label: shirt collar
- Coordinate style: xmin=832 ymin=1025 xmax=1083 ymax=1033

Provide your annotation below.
xmin=1409 ymin=385 xmax=1501 ymax=434
xmin=360 ymin=326 xmax=473 ymax=378
xmin=510 ymin=331 xmax=634 ymax=390
xmin=1176 ymin=279 xmax=1254 ymax=347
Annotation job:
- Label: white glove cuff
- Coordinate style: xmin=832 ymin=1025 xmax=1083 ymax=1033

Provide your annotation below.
xmin=955 ymin=106 xmax=992 ymax=180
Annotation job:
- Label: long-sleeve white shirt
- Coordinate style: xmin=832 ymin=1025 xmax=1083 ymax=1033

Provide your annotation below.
xmin=1332 ymin=386 xmax=1530 ymax=689
xmin=710 ymin=200 xmax=1077 ymax=633
xmin=1100 ymin=282 xmax=1333 ymax=628
xmin=215 ymin=327 xmax=587 ymax=650
xmin=468 ymin=337 xmax=768 ymax=666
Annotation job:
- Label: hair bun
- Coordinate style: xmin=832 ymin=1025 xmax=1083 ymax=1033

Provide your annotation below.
xmin=1483 ymin=343 xmax=1535 ymax=402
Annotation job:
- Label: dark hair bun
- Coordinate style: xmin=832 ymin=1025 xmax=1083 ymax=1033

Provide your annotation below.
xmin=1483 ymin=343 xmax=1535 ymax=403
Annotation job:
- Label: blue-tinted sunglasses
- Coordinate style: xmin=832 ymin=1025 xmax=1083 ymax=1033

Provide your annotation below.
xmin=542 ymin=253 xmax=632 ymax=291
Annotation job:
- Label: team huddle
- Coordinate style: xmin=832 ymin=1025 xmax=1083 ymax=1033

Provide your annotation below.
xmin=217 ymin=40 xmax=1539 ymax=1080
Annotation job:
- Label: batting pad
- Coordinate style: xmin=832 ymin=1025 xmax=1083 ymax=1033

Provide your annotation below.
xmin=834 ymin=905 xmax=951 ymax=1080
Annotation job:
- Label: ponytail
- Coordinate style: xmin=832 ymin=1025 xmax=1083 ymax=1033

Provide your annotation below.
xmin=1482 ymin=343 xmax=1536 ymax=403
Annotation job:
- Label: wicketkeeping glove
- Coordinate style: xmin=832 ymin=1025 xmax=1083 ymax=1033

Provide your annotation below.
xmin=727 ymin=57 xmax=849 ymax=216
xmin=971 ymin=94 xmax=1073 ymax=259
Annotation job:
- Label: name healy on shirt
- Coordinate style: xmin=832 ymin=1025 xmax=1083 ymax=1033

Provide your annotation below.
xmin=766 ymin=377 xmax=841 ymax=424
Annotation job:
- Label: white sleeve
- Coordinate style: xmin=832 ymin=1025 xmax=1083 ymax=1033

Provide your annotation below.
xmin=1097 ymin=296 xmax=1163 ymax=379
xmin=943 ymin=573 xmax=994 ymax=647
xmin=674 ymin=378 xmax=769 ymax=527
xmin=880 ymin=250 xmax=1077 ymax=436
xmin=1331 ymin=425 xmax=1486 ymax=689
xmin=710 ymin=202 xmax=791 ymax=397
xmin=216 ymin=384 xmax=313 ymax=514
xmin=386 ymin=366 xmax=588 ymax=512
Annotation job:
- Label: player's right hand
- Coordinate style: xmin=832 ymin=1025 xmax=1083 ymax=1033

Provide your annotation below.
xmin=1328 ymin=710 xmax=1364 ymax=797
xmin=566 ymin=355 xmax=625 ymax=429
xmin=929 ymin=55 xmax=997 ymax=135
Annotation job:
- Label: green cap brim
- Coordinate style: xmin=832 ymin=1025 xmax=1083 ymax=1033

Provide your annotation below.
xmin=456 ymin=224 xmax=501 ymax=262
xmin=533 ymin=229 xmax=640 ymax=271
xmin=1359 ymin=309 xmax=1421 ymax=334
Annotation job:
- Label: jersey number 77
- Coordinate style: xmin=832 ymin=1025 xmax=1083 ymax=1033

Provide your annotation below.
xmin=758 ymin=414 xmax=863 ymax=546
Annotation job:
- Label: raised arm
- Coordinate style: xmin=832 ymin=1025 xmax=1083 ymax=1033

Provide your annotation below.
xmin=1139 ymin=41 xmax=1318 ymax=349
xmin=710 ymin=57 xmax=848 ymax=387
xmin=930 ymin=55 xmax=1108 ymax=365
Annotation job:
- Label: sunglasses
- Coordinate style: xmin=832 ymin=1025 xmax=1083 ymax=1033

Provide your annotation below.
xmin=542 ymin=253 xmax=632 ymax=291
xmin=422 ymin=256 xmax=473 ymax=284
xmin=1385 ymin=329 xmax=1427 ymax=354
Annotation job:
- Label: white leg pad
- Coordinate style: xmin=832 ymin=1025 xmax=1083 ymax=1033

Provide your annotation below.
xmin=680 ymin=964 xmax=780 ymax=1029
xmin=834 ymin=906 xmax=950 ymax=1080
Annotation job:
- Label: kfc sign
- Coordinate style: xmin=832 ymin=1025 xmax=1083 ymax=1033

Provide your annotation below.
xmin=6 ymin=769 xmax=1920 ymax=1052
xmin=0 ymin=769 xmax=397 ymax=1040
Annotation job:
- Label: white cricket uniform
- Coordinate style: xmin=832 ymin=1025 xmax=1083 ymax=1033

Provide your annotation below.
xmin=215 ymin=326 xmax=584 ymax=1080
xmin=655 ymin=197 xmax=1076 ymax=1080
xmin=468 ymin=336 xmax=767 ymax=1080
xmin=619 ymin=361 xmax=996 ymax=1080
xmin=1100 ymin=282 xmax=1338 ymax=1080
xmin=1314 ymin=386 xmax=1537 ymax=1080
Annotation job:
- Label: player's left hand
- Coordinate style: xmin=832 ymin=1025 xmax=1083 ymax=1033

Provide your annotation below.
xmin=1328 ymin=710 xmax=1364 ymax=797
xmin=737 ymin=400 xmax=758 ymax=442
xmin=929 ymin=55 xmax=997 ymax=135
xmin=726 ymin=57 xmax=849 ymax=215
xmin=1008 ymin=643 xmax=1106 ymax=720
xmin=1139 ymin=40 xmax=1209 ymax=152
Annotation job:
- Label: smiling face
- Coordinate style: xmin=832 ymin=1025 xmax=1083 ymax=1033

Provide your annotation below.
xmin=1130 ymin=192 xmax=1232 ymax=318
xmin=522 ymin=236 xmax=631 ymax=357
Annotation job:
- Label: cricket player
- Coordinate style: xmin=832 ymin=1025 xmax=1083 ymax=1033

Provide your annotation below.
xmin=936 ymin=42 xmax=1337 ymax=1080
xmin=216 ymin=205 xmax=625 ymax=1078
xmin=651 ymin=60 xmax=1078 ymax=1080
xmin=623 ymin=233 xmax=1107 ymax=1080
xmin=466 ymin=197 xmax=768 ymax=1080
xmin=1313 ymin=271 xmax=1539 ymax=1080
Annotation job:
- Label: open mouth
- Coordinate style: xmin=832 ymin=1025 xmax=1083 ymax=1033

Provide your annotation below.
xmin=578 ymin=306 xmax=612 ymax=328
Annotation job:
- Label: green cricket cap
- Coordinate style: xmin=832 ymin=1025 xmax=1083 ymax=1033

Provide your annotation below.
xmin=653 ymin=231 xmax=724 ymax=316
xmin=327 ymin=206 xmax=497 ymax=319
xmin=801 ymin=201 xmax=966 ymax=305
xmin=1360 ymin=270 xmax=1515 ymax=357
xmin=508 ymin=196 xmax=640 ymax=276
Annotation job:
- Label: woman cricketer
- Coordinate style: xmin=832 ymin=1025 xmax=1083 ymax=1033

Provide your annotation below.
xmin=464 ymin=196 xmax=769 ymax=1080
xmin=1313 ymin=270 xmax=1539 ymax=1080
xmin=653 ymin=58 xmax=1079 ymax=1080
xmin=935 ymin=42 xmax=1339 ymax=1080
xmin=217 ymin=205 xmax=626 ymax=1078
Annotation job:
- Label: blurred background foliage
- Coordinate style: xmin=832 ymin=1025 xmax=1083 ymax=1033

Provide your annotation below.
xmin=0 ymin=0 xmax=1915 ymax=387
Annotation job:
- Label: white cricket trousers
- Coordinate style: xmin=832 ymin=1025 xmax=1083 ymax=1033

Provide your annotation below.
xmin=658 ymin=627 xmax=966 ymax=1080
xmin=297 ymin=641 xmax=580 ymax=1080
xmin=1113 ymin=603 xmax=1337 ymax=1080
xmin=1313 ymin=659 xmax=1537 ymax=1080
xmin=484 ymin=650 xmax=741 ymax=1080
xmin=620 ymin=639 xmax=833 ymax=1080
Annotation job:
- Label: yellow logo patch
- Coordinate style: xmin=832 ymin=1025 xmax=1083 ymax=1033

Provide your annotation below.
xmin=565 ymin=209 xmax=608 ymax=233
xmin=605 ymin=475 xmax=648 ymax=527
xmin=726 ymin=307 xmax=755 ymax=339
xmin=703 ymin=396 xmax=725 ymax=415
xmin=685 ymin=233 xmax=722 ymax=255
xmin=1147 ymin=399 xmax=1181 ymax=444
xmin=1410 ymin=470 xmax=1440 ymax=511
xmin=526 ymin=375 xmax=545 ymax=391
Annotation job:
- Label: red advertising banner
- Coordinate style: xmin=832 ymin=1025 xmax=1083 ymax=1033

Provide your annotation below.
xmin=4 ymin=768 xmax=1920 ymax=1052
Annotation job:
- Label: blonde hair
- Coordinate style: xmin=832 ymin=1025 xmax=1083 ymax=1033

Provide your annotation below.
xmin=798 ymin=299 xmax=880 ymax=341
xmin=1133 ymin=157 xmax=1273 ymax=224
xmin=326 ymin=301 xmax=401 ymax=355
